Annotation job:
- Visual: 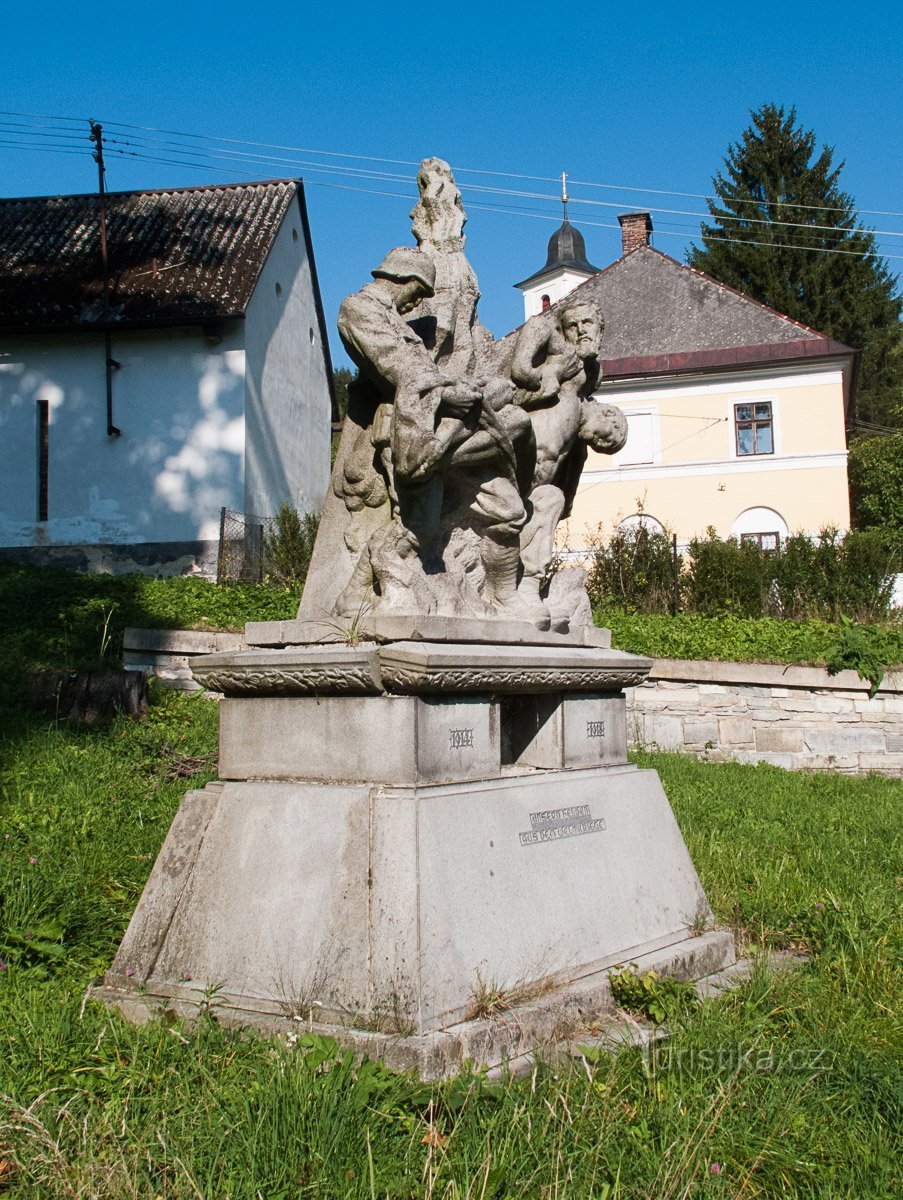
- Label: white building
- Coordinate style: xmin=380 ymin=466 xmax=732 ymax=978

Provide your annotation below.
xmin=0 ymin=179 xmax=335 ymax=573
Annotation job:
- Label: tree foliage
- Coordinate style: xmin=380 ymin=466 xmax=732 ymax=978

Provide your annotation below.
xmin=332 ymin=367 xmax=354 ymax=422
xmin=847 ymin=433 xmax=903 ymax=529
xmin=689 ymin=104 xmax=902 ymax=428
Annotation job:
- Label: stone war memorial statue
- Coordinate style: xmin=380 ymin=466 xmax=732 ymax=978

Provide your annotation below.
xmin=96 ymin=160 xmax=734 ymax=1076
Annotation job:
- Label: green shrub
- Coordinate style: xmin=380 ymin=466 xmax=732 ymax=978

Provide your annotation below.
xmin=262 ymin=503 xmax=320 ymax=589
xmin=772 ymin=528 xmax=898 ymax=622
xmin=848 ymin=433 xmax=903 ymax=529
xmin=825 ymin=616 xmax=888 ymax=697
xmin=609 ymin=966 xmax=697 ymax=1025
xmin=684 ymin=529 xmax=776 ymax=617
xmin=588 ymin=525 xmax=900 ymax=623
xmin=586 ymin=524 xmax=679 ymax=613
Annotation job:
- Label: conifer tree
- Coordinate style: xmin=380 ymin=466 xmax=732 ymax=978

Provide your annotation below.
xmin=689 ymin=104 xmax=902 ymax=428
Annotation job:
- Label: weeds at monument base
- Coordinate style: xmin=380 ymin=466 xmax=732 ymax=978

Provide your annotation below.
xmin=608 ymin=966 xmax=698 ymax=1026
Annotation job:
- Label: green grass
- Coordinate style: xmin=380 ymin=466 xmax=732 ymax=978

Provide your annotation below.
xmin=598 ymin=607 xmax=903 ymax=669
xmin=0 ymin=564 xmax=900 ymax=1195
xmin=0 ymin=563 xmax=299 ymax=679
xmin=3 ymin=562 xmax=901 ymax=682
xmin=1 ymin=691 xmax=900 ymax=1198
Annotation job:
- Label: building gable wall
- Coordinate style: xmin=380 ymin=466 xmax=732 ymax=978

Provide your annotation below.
xmin=242 ymin=200 xmax=331 ymax=521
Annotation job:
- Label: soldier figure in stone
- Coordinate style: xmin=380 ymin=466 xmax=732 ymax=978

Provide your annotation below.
xmin=299 ymin=157 xmax=628 ymax=633
xmin=335 ymin=246 xmax=538 ymax=621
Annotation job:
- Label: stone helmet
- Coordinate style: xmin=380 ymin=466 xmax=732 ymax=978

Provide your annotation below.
xmin=371 ymin=247 xmax=436 ymax=296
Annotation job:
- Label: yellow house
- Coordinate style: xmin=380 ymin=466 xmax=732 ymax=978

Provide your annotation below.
xmin=516 ymin=212 xmax=855 ymax=550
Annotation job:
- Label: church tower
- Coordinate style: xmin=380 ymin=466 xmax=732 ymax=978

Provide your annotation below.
xmin=514 ymin=174 xmax=600 ymax=319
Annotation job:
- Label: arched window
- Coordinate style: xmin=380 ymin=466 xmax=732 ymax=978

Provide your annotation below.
xmin=617 ymin=513 xmax=665 ymax=535
xmin=540 ymin=294 xmax=551 ymax=312
xmin=731 ymin=506 xmax=788 ymax=554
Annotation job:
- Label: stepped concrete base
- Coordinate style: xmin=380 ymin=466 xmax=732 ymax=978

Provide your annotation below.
xmin=244 ymin=614 xmax=612 ymax=649
xmin=96 ymin=929 xmax=734 ymax=1079
xmin=98 ymin=639 xmax=732 ymax=1076
xmin=99 ymin=764 xmax=730 ymax=1044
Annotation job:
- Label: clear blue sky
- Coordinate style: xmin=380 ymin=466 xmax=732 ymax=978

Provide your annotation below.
xmin=4 ymin=0 xmax=901 ymax=364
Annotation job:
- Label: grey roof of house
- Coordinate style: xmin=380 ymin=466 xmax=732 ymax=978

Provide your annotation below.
xmin=0 ymin=179 xmax=302 ymax=332
xmin=515 ymin=217 xmax=601 ymax=288
xmin=560 ymin=246 xmax=855 ymax=378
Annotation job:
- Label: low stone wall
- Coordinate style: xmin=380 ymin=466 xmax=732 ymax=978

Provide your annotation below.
xmin=123 ymin=628 xmax=244 ymax=691
xmin=0 ymin=540 xmax=219 ymax=578
xmin=126 ymin=628 xmax=903 ymax=776
xmin=629 ymin=659 xmax=903 ymax=776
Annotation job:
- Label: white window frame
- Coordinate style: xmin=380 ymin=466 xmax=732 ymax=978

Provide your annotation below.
xmin=607 ymin=404 xmax=660 ymax=468
xmin=730 ymin=394 xmax=780 ymax=460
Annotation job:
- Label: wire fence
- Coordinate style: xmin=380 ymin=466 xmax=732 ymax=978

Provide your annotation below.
xmin=216 ymin=507 xmax=271 ymax=584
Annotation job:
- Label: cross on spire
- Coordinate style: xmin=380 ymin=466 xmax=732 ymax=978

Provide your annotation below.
xmin=561 ymin=171 xmax=569 ymax=221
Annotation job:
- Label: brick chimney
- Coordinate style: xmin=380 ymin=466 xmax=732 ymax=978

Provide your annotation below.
xmin=618 ymin=211 xmax=653 ymax=255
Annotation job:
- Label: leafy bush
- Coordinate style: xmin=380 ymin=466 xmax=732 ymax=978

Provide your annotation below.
xmin=772 ymin=528 xmax=899 ymax=622
xmin=262 ymin=502 xmax=319 ymax=589
xmin=588 ymin=525 xmax=901 ymax=623
xmin=684 ymin=529 xmax=776 ymax=618
xmin=609 ymin=966 xmax=697 ymax=1025
xmin=587 ymin=524 xmax=679 ymax=613
xmin=825 ymin=616 xmax=888 ymax=697
xmin=595 ymin=607 xmax=903 ymax=669
xmin=848 ymin=434 xmax=903 ymax=529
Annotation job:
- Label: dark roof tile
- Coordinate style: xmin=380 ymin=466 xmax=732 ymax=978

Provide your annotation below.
xmin=572 ymin=246 xmax=854 ymax=361
xmin=0 ymin=179 xmax=298 ymax=331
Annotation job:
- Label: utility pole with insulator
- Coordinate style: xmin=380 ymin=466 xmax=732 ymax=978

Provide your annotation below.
xmin=89 ymin=119 xmax=121 ymax=436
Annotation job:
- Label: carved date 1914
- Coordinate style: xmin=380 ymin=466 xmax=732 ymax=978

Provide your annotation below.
xmin=449 ymin=728 xmax=475 ymax=750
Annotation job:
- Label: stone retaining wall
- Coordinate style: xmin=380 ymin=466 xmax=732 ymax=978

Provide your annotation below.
xmin=123 ymin=628 xmax=244 ymax=691
xmin=629 ymin=660 xmax=903 ymax=776
xmin=125 ymin=629 xmax=903 ymax=776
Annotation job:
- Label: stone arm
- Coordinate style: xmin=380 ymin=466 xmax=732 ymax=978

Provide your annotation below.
xmin=555 ymin=440 xmax=590 ymax=522
xmin=509 ymin=314 xmax=580 ymax=408
xmin=339 ymin=291 xmax=481 ymax=486
xmin=338 ymin=292 xmax=442 ymax=397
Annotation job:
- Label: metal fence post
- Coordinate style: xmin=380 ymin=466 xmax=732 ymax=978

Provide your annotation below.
xmin=216 ymin=506 xmax=227 ymax=585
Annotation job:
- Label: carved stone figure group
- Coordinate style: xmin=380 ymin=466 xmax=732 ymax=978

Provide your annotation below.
xmin=301 ymin=158 xmax=627 ymax=632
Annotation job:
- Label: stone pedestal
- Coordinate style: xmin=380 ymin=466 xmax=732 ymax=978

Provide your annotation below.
xmin=97 ymin=639 xmax=734 ymax=1075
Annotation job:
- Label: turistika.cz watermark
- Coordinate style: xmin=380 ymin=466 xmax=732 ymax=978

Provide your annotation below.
xmin=641 ymin=1043 xmax=834 ymax=1076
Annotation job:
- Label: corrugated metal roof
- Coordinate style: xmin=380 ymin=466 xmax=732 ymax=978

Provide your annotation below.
xmin=0 ymin=179 xmax=299 ymax=331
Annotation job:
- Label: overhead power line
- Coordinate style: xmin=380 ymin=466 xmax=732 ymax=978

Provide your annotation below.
xmin=2 ymin=108 xmax=902 ymax=223
xmin=2 ymin=114 xmax=902 ymax=261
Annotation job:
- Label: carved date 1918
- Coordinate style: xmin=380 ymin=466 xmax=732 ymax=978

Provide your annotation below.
xmin=586 ymin=720 xmax=605 ymax=738
xmin=449 ymin=727 xmax=474 ymax=750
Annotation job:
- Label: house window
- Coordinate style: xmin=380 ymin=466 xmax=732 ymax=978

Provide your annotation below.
xmin=741 ymin=531 xmax=780 ymax=554
xmin=37 ymin=399 xmax=49 ymax=521
xmin=734 ymin=401 xmax=773 ymax=455
xmin=612 ymin=411 xmax=657 ymax=466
